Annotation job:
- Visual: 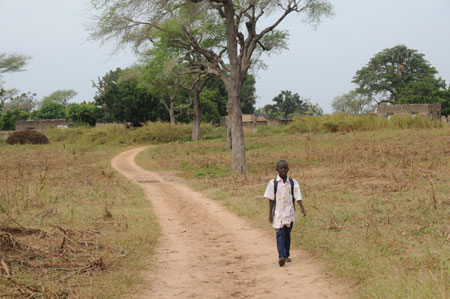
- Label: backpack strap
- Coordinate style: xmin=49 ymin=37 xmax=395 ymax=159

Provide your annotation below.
xmin=289 ymin=177 xmax=296 ymax=211
xmin=272 ymin=178 xmax=278 ymax=216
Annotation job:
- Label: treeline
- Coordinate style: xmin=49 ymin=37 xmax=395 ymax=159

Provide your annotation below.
xmin=0 ymin=67 xmax=256 ymax=130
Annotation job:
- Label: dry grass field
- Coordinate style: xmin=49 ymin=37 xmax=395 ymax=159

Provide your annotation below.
xmin=0 ymin=144 xmax=159 ymax=298
xmin=136 ymin=126 xmax=450 ymax=298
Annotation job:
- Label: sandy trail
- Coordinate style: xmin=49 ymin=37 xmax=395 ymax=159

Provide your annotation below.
xmin=111 ymin=147 xmax=351 ymax=298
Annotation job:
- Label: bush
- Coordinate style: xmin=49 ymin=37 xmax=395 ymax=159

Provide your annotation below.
xmin=0 ymin=109 xmax=30 ymax=130
xmin=287 ymin=113 xmax=441 ymax=134
xmin=46 ymin=122 xmax=223 ymax=145
xmin=388 ymin=115 xmax=441 ymax=129
xmin=47 ymin=124 xmax=131 ymax=145
xmin=31 ymin=102 xmax=65 ymax=119
xmin=6 ymin=130 xmax=49 ymax=145
xmin=66 ymin=102 xmax=104 ymax=126
xmin=131 ymin=122 xmax=192 ymax=144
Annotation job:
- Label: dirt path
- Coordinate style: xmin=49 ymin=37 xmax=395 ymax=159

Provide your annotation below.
xmin=112 ymin=147 xmax=351 ymax=298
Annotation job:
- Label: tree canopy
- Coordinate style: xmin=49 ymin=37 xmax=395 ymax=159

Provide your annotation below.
xmin=41 ymin=89 xmax=78 ymax=107
xmin=0 ymin=53 xmax=30 ymax=74
xmin=93 ymin=68 xmax=167 ymax=125
xmin=353 ymin=45 xmax=445 ymax=104
xmin=258 ymin=90 xmax=322 ymax=119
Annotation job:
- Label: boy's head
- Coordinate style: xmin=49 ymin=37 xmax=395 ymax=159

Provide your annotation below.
xmin=276 ymin=160 xmax=289 ymax=178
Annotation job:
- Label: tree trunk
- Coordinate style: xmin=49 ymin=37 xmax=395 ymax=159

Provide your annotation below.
xmin=226 ymin=119 xmax=232 ymax=150
xmin=227 ymin=82 xmax=247 ymax=173
xmin=169 ymin=100 xmax=175 ymax=125
xmin=226 ymin=102 xmax=232 ymax=150
xmin=191 ymin=89 xmax=202 ymax=141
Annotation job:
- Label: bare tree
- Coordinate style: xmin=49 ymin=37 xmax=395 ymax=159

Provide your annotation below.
xmin=3 ymin=92 xmax=37 ymax=113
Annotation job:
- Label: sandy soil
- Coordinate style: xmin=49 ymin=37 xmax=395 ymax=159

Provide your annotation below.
xmin=111 ymin=147 xmax=352 ymax=298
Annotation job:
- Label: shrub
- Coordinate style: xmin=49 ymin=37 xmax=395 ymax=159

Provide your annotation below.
xmin=6 ymin=130 xmax=49 ymax=145
xmin=46 ymin=126 xmax=86 ymax=143
xmin=47 ymin=125 xmax=131 ymax=145
xmin=80 ymin=124 xmax=131 ymax=145
xmin=31 ymin=102 xmax=66 ymax=119
xmin=0 ymin=109 xmax=30 ymax=130
xmin=286 ymin=116 xmax=322 ymax=134
xmin=132 ymin=122 xmax=224 ymax=144
xmin=388 ymin=115 xmax=441 ymax=129
xmin=287 ymin=113 xmax=441 ymax=134
xmin=131 ymin=122 xmax=192 ymax=144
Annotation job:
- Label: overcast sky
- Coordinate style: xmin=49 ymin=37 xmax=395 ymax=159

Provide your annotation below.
xmin=1 ymin=0 xmax=449 ymax=113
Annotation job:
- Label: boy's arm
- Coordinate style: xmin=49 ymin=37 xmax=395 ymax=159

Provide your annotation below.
xmin=297 ymin=200 xmax=306 ymax=217
xmin=268 ymin=199 xmax=274 ymax=223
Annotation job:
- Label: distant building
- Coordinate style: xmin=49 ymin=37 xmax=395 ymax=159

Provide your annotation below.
xmin=220 ymin=114 xmax=252 ymax=127
xmin=377 ymin=103 xmax=441 ymax=120
xmin=255 ymin=116 xmax=268 ymax=125
xmin=15 ymin=119 xmax=69 ymax=131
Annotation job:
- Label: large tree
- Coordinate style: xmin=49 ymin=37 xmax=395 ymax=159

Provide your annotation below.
xmin=90 ymin=0 xmax=332 ymax=173
xmin=264 ymin=90 xmax=321 ymax=119
xmin=353 ymin=45 xmax=445 ymax=104
xmin=272 ymin=90 xmax=308 ymax=119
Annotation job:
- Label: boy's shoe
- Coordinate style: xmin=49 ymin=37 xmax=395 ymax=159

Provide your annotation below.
xmin=278 ymin=258 xmax=286 ymax=267
xmin=285 ymin=258 xmax=292 ymax=263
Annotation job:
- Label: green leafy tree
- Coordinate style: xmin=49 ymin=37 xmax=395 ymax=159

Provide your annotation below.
xmin=272 ymin=90 xmax=308 ymax=119
xmin=32 ymin=102 xmax=66 ymax=119
xmin=199 ymin=88 xmax=221 ymax=123
xmin=353 ymin=45 xmax=445 ymax=104
xmin=90 ymin=0 xmax=332 ymax=173
xmin=440 ymin=85 xmax=450 ymax=116
xmin=0 ymin=109 xmax=29 ymax=130
xmin=41 ymin=89 xmax=78 ymax=107
xmin=140 ymin=52 xmax=185 ymax=125
xmin=203 ymin=75 xmax=257 ymax=118
xmin=94 ymin=68 xmax=165 ymax=125
xmin=240 ymin=74 xmax=256 ymax=114
xmin=66 ymin=102 xmax=104 ymax=126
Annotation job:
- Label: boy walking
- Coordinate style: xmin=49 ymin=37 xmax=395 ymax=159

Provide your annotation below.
xmin=264 ymin=160 xmax=306 ymax=267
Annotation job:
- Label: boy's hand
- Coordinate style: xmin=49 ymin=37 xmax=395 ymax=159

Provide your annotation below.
xmin=298 ymin=201 xmax=306 ymax=217
xmin=269 ymin=214 xmax=273 ymax=224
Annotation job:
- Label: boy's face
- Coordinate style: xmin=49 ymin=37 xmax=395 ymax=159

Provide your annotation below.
xmin=276 ymin=162 xmax=289 ymax=177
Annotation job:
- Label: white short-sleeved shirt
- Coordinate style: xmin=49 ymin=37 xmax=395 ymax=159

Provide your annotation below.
xmin=264 ymin=175 xmax=302 ymax=229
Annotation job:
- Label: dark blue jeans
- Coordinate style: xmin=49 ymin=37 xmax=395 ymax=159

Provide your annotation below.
xmin=276 ymin=222 xmax=293 ymax=259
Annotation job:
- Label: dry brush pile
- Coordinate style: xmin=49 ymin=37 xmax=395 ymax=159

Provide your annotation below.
xmin=0 ymin=144 xmax=158 ymax=298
